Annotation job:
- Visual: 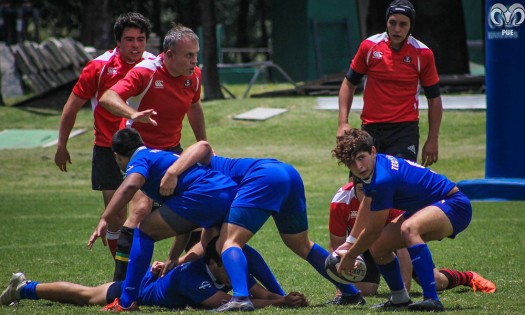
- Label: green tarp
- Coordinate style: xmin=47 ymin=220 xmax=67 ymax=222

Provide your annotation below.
xmin=0 ymin=129 xmax=86 ymax=149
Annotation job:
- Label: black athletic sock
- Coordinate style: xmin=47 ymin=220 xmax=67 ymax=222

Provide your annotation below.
xmin=113 ymin=226 xmax=134 ymax=281
xmin=439 ymin=268 xmax=474 ymax=289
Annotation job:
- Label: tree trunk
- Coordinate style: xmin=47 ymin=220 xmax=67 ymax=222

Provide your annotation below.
xmin=199 ymin=0 xmax=224 ymax=100
xmin=237 ymin=0 xmax=250 ymax=62
xmin=80 ymin=0 xmax=112 ymax=49
xmin=175 ymin=0 xmax=200 ymax=33
xmin=258 ymin=0 xmax=270 ymax=54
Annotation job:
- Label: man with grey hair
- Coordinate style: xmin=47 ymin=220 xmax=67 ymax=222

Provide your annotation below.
xmin=93 ymin=24 xmax=206 ymax=281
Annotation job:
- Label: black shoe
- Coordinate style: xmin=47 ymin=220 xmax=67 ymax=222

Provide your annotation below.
xmin=408 ymin=299 xmax=445 ymax=312
xmin=326 ymin=294 xmax=366 ymax=305
xmin=371 ymin=299 xmax=413 ymax=309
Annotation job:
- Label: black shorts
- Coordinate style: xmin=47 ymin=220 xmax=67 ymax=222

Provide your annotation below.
xmin=106 ymin=281 xmax=122 ymax=303
xmin=158 ymin=204 xmax=199 ymax=234
xmin=165 ymin=144 xmax=183 ymax=155
xmin=361 ymin=122 xmax=419 ymax=162
xmin=361 ymin=250 xmax=381 ymax=284
xmin=92 ymin=145 xmax=123 ymax=191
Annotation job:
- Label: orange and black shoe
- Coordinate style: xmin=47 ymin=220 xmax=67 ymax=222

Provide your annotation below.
xmin=102 ymin=298 xmax=139 ymax=312
xmin=469 ymin=272 xmax=496 ymax=293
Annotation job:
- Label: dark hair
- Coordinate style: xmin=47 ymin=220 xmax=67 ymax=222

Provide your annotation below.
xmin=204 ymin=236 xmax=222 ymax=266
xmin=385 ymin=0 xmax=416 ymax=34
xmin=114 ymin=12 xmax=152 ymax=42
xmin=332 ymin=129 xmax=374 ymax=167
xmin=112 ymin=128 xmax=144 ymax=157
xmin=350 ymin=174 xmax=362 ymax=199
xmin=162 ymin=23 xmax=199 ymax=53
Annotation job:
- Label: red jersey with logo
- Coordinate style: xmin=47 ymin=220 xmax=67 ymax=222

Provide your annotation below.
xmin=350 ymin=32 xmax=439 ymax=125
xmin=72 ymin=48 xmax=156 ymax=147
xmin=329 ymin=182 xmax=405 ymax=237
xmin=112 ymin=53 xmax=202 ymax=149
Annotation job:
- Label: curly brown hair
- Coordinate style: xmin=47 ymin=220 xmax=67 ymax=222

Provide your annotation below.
xmin=332 ymin=129 xmax=374 ymax=167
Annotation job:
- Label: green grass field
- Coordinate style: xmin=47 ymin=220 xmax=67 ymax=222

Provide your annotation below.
xmin=0 ymin=92 xmax=524 ymax=314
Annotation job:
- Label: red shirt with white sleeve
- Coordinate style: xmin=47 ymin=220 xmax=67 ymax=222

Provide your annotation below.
xmin=350 ymin=32 xmax=439 ymax=125
xmin=72 ymin=48 xmax=155 ymax=147
xmin=111 ymin=53 xmax=202 ymax=149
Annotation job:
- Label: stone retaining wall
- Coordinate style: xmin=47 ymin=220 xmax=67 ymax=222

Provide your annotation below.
xmin=0 ymin=37 xmax=92 ymax=104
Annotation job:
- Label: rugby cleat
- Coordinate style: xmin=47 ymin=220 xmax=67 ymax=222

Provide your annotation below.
xmin=101 ymin=298 xmax=139 ymax=312
xmin=213 ymin=297 xmax=255 ymax=312
xmin=407 ymin=298 xmax=445 ymax=312
xmin=0 ymin=272 xmax=28 ymax=306
xmin=371 ymin=298 xmax=413 ymax=309
xmin=469 ymin=272 xmax=496 ymax=293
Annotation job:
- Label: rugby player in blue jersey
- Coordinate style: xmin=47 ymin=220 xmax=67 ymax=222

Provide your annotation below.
xmin=86 ymin=128 xmax=241 ymax=311
xmin=1 ymin=237 xmax=308 ymax=310
xmin=332 ymin=128 xmax=473 ymax=312
xmin=160 ymin=141 xmax=366 ymax=312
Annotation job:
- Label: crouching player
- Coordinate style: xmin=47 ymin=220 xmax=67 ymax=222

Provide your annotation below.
xmin=328 ymin=178 xmax=496 ymax=298
xmin=332 ymin=129 xmax=486 ymax=312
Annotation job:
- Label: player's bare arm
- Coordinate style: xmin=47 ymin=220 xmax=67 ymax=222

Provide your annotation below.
xmin=250 ymin=285 xmax=308 ymax=308
xmin=337 ymin=205 xmax=388 ymax=275
xmin=346 ymin=195 xmax=373 ymax=244
xmin=337 ymin=78 xmax=357 ymax=138
xmin=178 ymin=227 xmax=218 ymax=264
xmin=422 ymin=96 xmax=443 ymax=166
xmin=55 ymin=92 xmax=88 ymax=172
xmin=87 ymin=173 xmax=145 ymax=249
xmin=160 ymin=141 xmax=213 ymax=196
xmin=186 ymin=101 xmax=207 ymax=141
xmin=99 ymin=89 xmax=157 ymax=125
xmin=161 ymin=233 xmax=192 ymax=277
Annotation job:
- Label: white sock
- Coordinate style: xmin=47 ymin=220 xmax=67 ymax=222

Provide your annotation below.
xmin=390 ymin=288 xmax=410 ymax=304
xmin=107 ymin=230 xmax=120 ymax=240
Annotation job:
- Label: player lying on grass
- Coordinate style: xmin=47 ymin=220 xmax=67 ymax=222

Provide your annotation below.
xmin=332 ymin=128 xmax=474 ymax=312
xmin=328 ymin=178 xmax=496 ymax=297
xmin=160 ymin=140 xmax=366 ymax=311
xmin=0 ymin=237 xmax=308 ymax=310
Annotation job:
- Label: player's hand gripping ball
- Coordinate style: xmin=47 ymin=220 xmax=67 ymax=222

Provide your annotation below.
xmin=325 ymin=252 xmax=367 ymax=284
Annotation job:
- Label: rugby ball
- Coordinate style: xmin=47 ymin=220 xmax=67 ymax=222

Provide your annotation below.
xmin=325 ymin=252 xmax=367 ymax=284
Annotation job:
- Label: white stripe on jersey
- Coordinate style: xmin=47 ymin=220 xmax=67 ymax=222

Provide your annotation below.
xmin=406 ymin=36 xmax=429 ymax=50
xmin=331 ymin=186 xmax=355 ymax=205
xmin=125 ymin=72 xmax=156 ymax=128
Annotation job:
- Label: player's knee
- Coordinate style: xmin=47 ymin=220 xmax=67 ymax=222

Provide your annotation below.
xmin=281 ymin=235 xmax=312 ymax=259
xmin=126 ymin=205 xmax=152 ymax=226
xmin=114 ymin=207 xmax=127 ymax=225
xmin=399 ymin=220 xmax=420 ymax=243
xmin=369 ymin=248 xmax=395 ymax=265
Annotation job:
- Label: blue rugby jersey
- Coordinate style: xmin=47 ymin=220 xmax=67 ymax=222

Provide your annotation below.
xmin=126 ymin=147 xmax=238 ymax=228
xmin=363 ymin=154 xmax=456 ymax=213
xmin=138 ymin=258 xmax=256 ymax=309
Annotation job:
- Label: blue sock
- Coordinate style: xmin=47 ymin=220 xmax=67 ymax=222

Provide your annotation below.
xmin=222 ymin=247 xmax=249 ymax=297
xmin=19 ymin=281 xmax=39 ymax=300
xmin=120 ymin=228 xmax=155 ymax=308
xmin=377 ymin=256 xmax=405 ymax=291
xmin=243 ymin=244 xmax=285 ymax=296
xmin=306 ymin=243 xmax=359 ymax=295
xmin=408 ymin=244 xmax=439 ymax=301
